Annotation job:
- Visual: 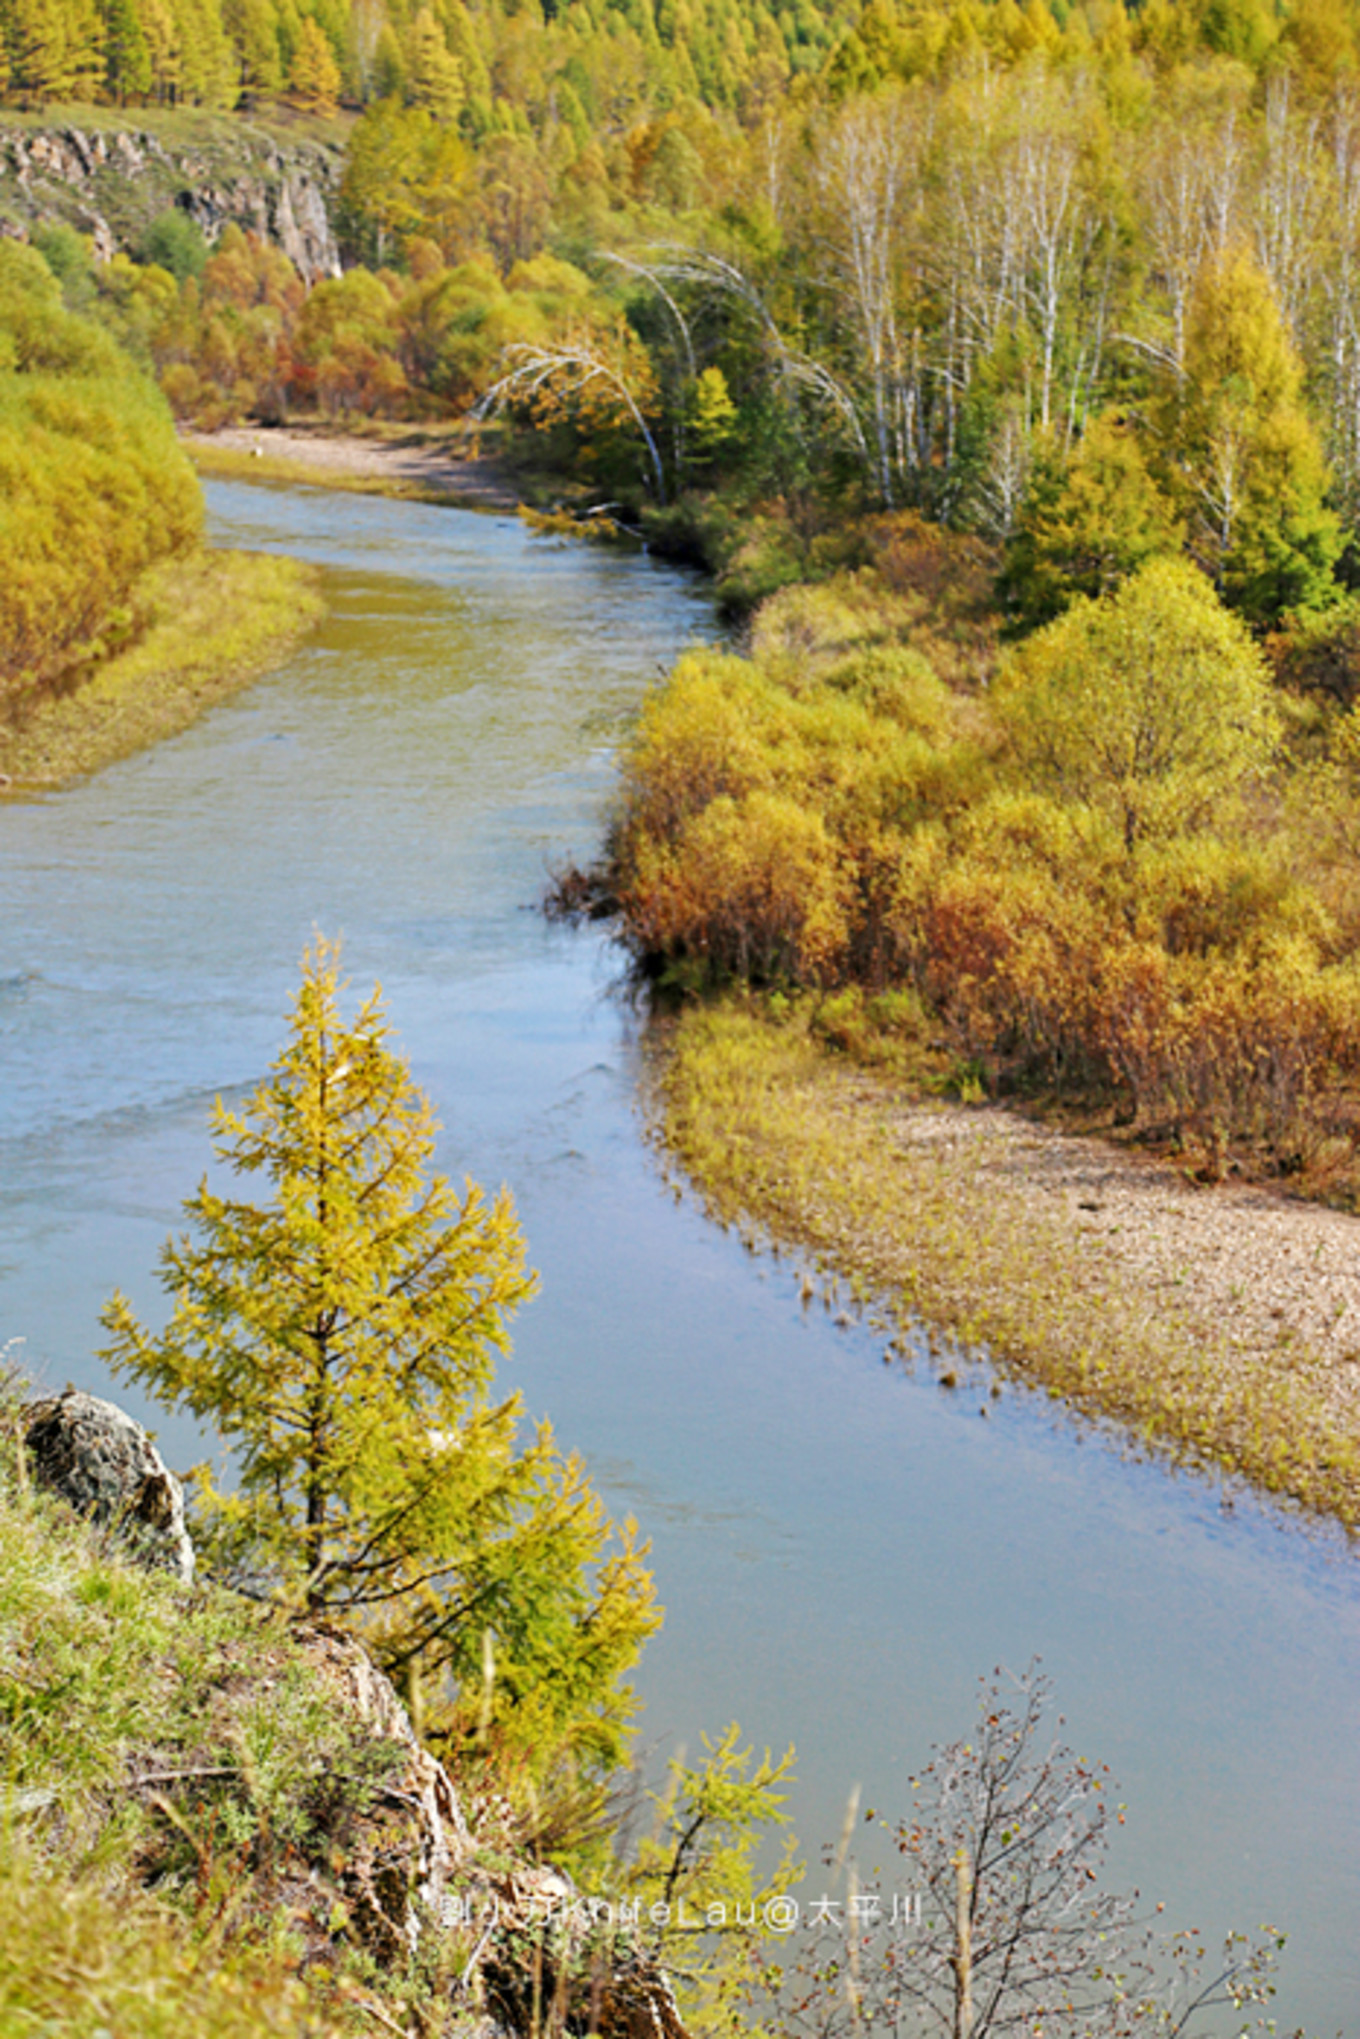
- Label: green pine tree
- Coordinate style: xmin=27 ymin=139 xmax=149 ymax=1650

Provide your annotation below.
xmin=999 ymin=412 xmax=1183 ymax=635
xmin=101 ymin=0 xmax=152 ymax=98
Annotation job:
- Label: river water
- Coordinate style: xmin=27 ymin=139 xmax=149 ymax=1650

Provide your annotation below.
xmin=2 ymin=479 xmax=1358 ymax=2031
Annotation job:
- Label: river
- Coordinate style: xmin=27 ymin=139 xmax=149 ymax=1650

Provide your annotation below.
xmin=2 ymin=478 xmax=1358 ymax=2032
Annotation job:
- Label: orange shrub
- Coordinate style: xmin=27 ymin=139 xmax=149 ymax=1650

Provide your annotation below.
xmin=621 ymin=790 xmax=850 ymax=985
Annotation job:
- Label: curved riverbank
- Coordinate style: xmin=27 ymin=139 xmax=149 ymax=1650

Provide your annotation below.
xmin=0 ymin=549 xmax=324 ymax=792
xmin=182 ymin=423 xmax=521 ymax=513
xmin=654 ymin=1000 xmax=1360 ymax=1530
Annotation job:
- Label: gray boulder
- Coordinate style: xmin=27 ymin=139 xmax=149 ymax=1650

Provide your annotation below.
xmin=24 ymin=1390 xmax=195 ymax=1585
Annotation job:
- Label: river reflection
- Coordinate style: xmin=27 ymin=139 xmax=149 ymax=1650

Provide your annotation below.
xmin=1 ymin=478 xmax=1357 ymax=2031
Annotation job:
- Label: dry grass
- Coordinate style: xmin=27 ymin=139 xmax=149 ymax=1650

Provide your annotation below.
xmin=653 ymin=1000 xmax=1360 ymax=1530
xmin=0 ymin=548 xmax=324 ymax=790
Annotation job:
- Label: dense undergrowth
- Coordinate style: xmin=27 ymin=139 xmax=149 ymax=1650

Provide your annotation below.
xmin=0 ymin=236 xmax=325 ymax=786
xmin=597 ymin=507 xmax=1360 ymax=1204
xmin=0 ymin=239 xmax=200 ymax=703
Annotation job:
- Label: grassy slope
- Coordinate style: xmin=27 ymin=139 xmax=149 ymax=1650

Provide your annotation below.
xmin=0 ymin=103 xmax=352 ymax=146
xmin=656 ymin=1001 xmax=1360 ymax=1529
xmin=0 ymin=1396 xmax=354 ymax=2034
xmin=0 ymin=1851 xmax=342 ymax=2038
xmin=0 ymin=548 xmax=324 ymax=789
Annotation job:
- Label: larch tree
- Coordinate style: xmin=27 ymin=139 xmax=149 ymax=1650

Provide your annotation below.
xmin=999 ymin=411 xmax=1184 ymax=632
xmin=1166 ymin=242 xmax=1340 ymax=623
xmin=101 ymin=938 xmax=659 ymax=1775
xmin=287 ymin=16 xmax=341 ymax=115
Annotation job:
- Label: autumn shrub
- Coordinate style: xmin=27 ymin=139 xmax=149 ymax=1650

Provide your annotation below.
xmin=891 ymin=832 xmax=1109 ymax=1082
xmin=0 ymin=243 xmax=202 ymax=702
xmin=610 ymin=545 xmax=1360 ymax=1185
xmin=748 ymin=573 xmax=904 ymax=669
xmin=1102 ymin=941 xmax=1360 ymax=1174
xmin=866 ymin=510 xmax=999 ymax=687
xmin=623 ymin=789 xmax=850 ymax=983
xmin=1134 ymin=834 xmax=1332 ymax=960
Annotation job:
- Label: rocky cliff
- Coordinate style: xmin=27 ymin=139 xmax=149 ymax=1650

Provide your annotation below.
xmin=0 ymin=112 xmax=342 ymax=280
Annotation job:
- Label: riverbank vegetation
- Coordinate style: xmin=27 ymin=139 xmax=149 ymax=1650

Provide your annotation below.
xmin=588 ymin=477 xmax=1360 ymax=1524
xmin=0 ymin=235 xmax=322 ymax=789
xmin=654 ymin=1000 xmax=1360 ymax=1526
xmin=606 ymin=517 xmax=1360 ymax=1198
xmin=0 ymin=549 xmax=324 ymax=787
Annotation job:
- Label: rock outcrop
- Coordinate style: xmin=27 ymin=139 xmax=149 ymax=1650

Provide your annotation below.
xmin=0 ymin=117 xmax=342 ymax=281
xmin=24 ymin=1388 xmax=195 ymax=1584
xmin=293 ymin=1621 xmax=472 ymax=1959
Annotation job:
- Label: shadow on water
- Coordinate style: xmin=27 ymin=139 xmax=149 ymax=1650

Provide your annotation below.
xmin=1 ymin=478 xmax=1357 ymax=2030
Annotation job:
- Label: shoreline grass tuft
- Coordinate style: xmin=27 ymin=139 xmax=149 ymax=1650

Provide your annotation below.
xmin=0 ymin=547 xmax=324 ymax=791
xmin=652 ymin=998 xmax=1360 ymax=1532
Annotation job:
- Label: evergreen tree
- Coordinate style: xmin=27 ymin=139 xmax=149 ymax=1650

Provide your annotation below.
xmin=999 ymin=413 xmax=1183 ymax=634
xmin=101 ymin=938 xmax=659 ymax=1772
xmin=405 ymin=3 xmax=461 ymax=120
xmin=102 ymin=0 xmax=152 ymax=97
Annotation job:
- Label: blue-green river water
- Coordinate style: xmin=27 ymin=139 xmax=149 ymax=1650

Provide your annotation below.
xmin=2 ymin=479 xmax=1357 ymax=2030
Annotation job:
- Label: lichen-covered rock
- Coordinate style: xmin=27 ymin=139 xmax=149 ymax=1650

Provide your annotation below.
xmin=24 ymin=1389 xmax=195 ymax=1584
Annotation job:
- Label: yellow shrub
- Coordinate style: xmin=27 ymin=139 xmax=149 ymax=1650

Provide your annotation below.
xmin=623 ymin=790 xmax=850 ymax=984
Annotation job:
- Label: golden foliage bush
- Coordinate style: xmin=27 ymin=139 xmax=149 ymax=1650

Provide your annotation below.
xmin=610 ymin=549 xmax=1360 ymax=1183
xmin=0 ymin=243 xmax=201 ymax=701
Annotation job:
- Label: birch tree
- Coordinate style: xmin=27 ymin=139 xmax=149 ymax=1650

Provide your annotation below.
xmin=1253 ymin=75 xmax=1325 ymax=344
xmin=815 ymin=91 xmax=916 ymax=502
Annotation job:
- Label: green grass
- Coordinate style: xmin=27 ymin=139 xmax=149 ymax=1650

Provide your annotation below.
xmin=654 ymin=999 xmax=1360 ymax=1530
xmin=0 ymin=547 xmax=324 ymax=790
xmin=0 ymin=1847 xmax=344 ymax=2038
xmin=0 ymin=1376 xmax=406 ymax=2033
xmin=0 ymin=101 xmax=354 ymax=152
